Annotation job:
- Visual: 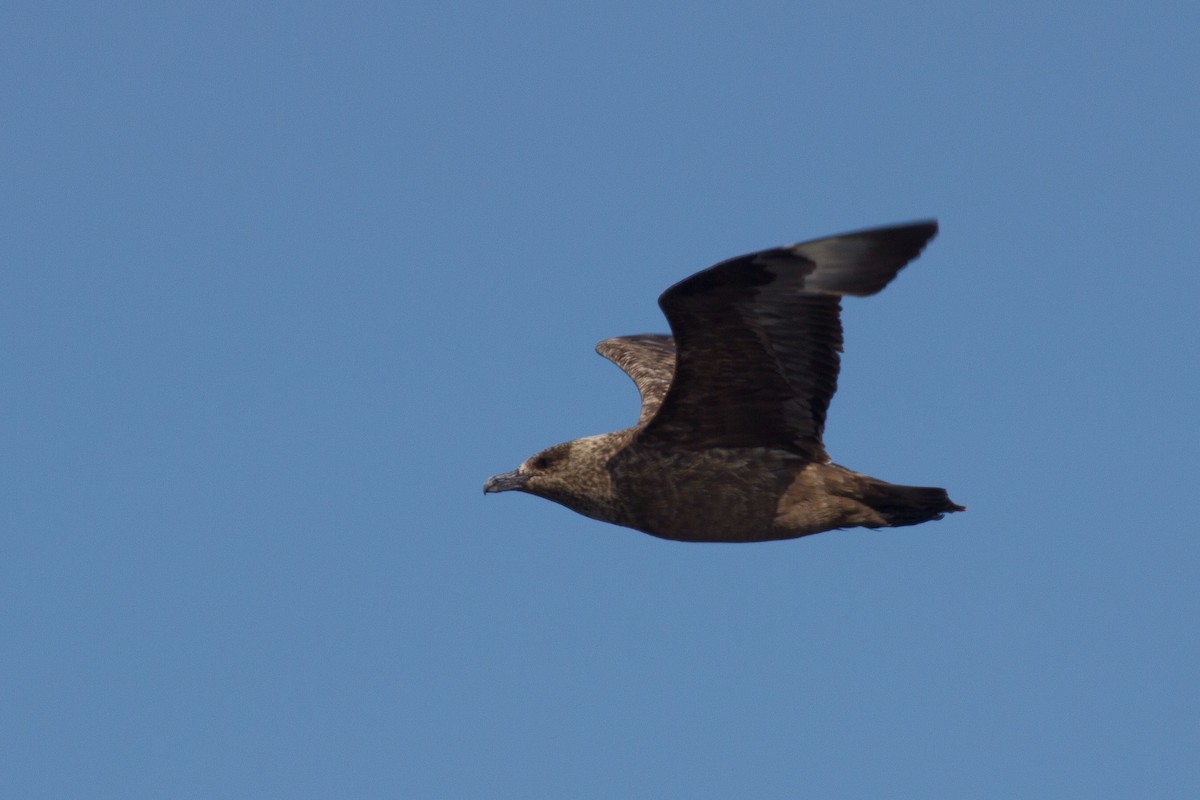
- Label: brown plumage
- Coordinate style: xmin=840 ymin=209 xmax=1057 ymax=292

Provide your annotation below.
xmin=484 ymin=221 xmax=965 ymax=543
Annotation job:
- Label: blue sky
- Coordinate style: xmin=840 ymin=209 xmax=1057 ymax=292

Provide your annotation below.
xmin=3 ymin=1 xmax=1198 ymax=797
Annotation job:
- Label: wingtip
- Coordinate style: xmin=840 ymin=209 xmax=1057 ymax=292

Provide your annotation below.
xmin=774 ymin=219 xmax=942 ymax=297
xmin=861 ymin=218 xmax=939 ymax=250
xmin=848 ymin=219 xmax=939 ymax=251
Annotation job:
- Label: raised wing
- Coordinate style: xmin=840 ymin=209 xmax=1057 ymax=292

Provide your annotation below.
xmin=595 ymin=334 xmax=676 ymax=427
xmin=639 ymin=221 xmax=939 ymax=459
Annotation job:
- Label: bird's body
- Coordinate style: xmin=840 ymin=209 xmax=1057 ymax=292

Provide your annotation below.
xmin=613 ymin=451 xmax=953 ymax=543
xmin=484 ymin=221 xmax=964 ymax=543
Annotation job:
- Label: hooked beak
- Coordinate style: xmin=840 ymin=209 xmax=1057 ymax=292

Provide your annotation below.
xmin=483 ymin=469 xmax=527 ymax=494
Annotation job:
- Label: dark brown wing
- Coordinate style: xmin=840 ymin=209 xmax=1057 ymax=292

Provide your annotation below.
xmin=596 ymin=334 xmax=676 ymax=427
xmin=638 ymin=221 xmax=939 ymax=459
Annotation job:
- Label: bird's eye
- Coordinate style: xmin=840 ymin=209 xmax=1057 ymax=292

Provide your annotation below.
xmin=532 ymin=455 xmax=553 ymax=470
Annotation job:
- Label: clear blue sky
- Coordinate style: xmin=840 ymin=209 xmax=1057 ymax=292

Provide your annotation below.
xmin=3 ymin=2 xmax=1198 ymax=797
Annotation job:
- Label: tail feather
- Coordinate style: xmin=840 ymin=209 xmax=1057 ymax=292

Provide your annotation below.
xmin=862 ymin=480 xmax=966 ymax=528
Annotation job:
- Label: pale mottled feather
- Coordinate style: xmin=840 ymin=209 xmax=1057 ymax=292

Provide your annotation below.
xmin=595 ymin=334 xmax=675 ymax=427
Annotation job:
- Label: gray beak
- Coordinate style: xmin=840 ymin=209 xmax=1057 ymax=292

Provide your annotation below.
xmin=483 ymin=469 xmax=527 ymax=494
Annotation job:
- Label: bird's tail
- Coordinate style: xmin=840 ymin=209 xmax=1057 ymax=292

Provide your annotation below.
xmin=861 ymin=479 xmax=966 ymax=528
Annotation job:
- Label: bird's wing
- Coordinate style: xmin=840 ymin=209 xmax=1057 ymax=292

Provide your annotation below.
xmin=638 ymin=221 xmax=939 ymax=459
xmin=595 ymin=334 xmax=676 ymax=427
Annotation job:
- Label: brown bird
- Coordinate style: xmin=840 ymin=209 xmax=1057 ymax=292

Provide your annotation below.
xmin=484 ymin=221 xmax=964 ymax=542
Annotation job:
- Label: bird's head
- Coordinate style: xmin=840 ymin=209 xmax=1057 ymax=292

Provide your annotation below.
xmin=484 ymin=435 xmax=620 ymax=522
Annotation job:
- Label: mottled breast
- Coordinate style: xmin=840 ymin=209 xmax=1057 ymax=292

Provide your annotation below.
xmin=608 ymin=446 xmax=801 ymax=542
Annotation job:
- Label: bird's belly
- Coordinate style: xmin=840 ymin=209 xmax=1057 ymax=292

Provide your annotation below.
xmin=611 ymin=448 xmax=798 ymax=543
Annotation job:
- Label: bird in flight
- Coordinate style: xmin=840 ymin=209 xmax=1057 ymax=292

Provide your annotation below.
xmin=484 ymin=221 xmax=964 ymax=542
